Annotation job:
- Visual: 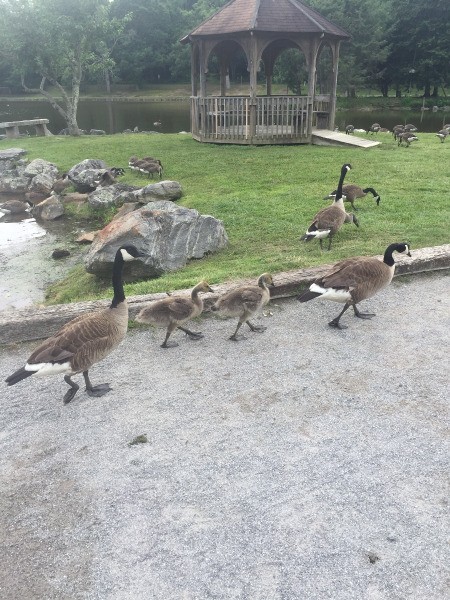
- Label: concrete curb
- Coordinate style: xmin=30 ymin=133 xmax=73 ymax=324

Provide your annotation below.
xmin=1 ymin=244 xmax=449 ymax=346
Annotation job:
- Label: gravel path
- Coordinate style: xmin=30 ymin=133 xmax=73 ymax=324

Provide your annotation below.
xmin=1 ymin=271 xmax=449 ymax=600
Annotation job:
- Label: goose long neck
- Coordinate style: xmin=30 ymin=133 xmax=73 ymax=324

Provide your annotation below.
xmin=111 ymin=250 xmax=126 ymax=308
xmin=191 ymin=285 xmax=204 ymax=309
xmin=383 ymin=244 xmax=398 ymax=267
xmin=258 ymin=276 xmax=268 ymax=291
xmin=335 ymin=167 xmax=348 ymax=202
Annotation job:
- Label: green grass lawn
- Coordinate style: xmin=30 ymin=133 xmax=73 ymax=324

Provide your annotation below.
xmin=1 ymin=131 xmax=448 ymax=304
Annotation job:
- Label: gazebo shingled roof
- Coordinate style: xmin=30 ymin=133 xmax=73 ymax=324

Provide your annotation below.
xmin=181 ymin=0 xmax=350 ymax=41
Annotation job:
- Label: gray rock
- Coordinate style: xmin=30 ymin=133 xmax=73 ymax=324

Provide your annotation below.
xmin=29 ymin=172 xmax=57 ymax=195
xmin=67 ymin=159 xmax=108 ymax=192
xmin=133 ymin=180 xmax=182 ymax=203
xmin=0 ymin=174 xmax=29 ymax=193
xmin=31 ymin=196 xmax=64 ymax=220
xmin=84 ymin=201 xmax=228 ymax=278
xmin=23 ymin=159 xmax=58 ymax=178
xmin=88 ymin=183 xmax=141 ymax=209
xmin=0 ymin=148 xmax=27 ymax=161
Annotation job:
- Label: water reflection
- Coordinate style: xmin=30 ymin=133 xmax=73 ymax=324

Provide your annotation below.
xmin=0 ymin=206 xmax=84 ymax=311
xmin=0 ymin=98 xmax=447 ymax=135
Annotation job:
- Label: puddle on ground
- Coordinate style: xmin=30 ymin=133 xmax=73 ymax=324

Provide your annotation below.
xmin=0 ymin=200 xmax=86 ymax=312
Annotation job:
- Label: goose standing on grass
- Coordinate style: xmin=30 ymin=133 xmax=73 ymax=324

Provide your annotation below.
xmin=345 ymin=125 xmax=355 ymax=134
xmin=297 ymin=243 xmax=411 ymax=329
xmin=398 ymin=132 xmax=418 ymax=147
xmin=301 ymin=163 xmax=358 ymax=251
xmin=135 ymin=281 xmax=213 ymax=348
xmin=323 ymin=183 xmax=381 ymax=210
xmin=211 ymin=273 xmax=274 ymax=341
xmin=436 ymin=129 xmax=449 ymax=143
xmin=5 ymin=245 xmax=143 ymax=404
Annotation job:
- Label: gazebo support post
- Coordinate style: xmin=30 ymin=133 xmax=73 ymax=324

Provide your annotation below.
xmin=328 ymin=40 xmax=341 ymax=131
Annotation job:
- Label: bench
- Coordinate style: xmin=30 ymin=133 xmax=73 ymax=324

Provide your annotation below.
xmin=0 ymin=118 xmax=52 ymax=139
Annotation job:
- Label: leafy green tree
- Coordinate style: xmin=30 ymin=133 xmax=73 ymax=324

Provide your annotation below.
xmin=384 ymin=0 xmax=450 ymax=97
xmin=0 ymin=0 xmax=127 ymax=134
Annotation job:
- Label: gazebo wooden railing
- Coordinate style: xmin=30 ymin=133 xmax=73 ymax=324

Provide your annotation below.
xmin=190 ymin=95 xmax=331 ymax=144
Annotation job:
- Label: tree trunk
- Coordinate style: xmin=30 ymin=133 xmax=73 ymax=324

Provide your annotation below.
xmin=431 ymin=86 xmax=438 ymax=97
xmin=424 ymin=81 xmax=431 ymax=97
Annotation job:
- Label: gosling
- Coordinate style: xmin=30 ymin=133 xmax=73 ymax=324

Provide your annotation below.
xmin=135 ymin=280 xmax=213 ymax=348
xmin=211 ymin=273 xmax=274 ymax=341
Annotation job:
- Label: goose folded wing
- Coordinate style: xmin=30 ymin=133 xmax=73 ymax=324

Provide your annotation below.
xmin=167 ymin=298 xmax=195 ymax=320
xmin=321 ymin=259 xmax=382 ymax=289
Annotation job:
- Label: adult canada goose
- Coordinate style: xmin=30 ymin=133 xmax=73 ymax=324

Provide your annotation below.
xmin=436 ymin=129 xmax=448 ymax=143
xmin=211 ymin=273 xmax=274 ymax=341
xmin=323 ymin=184 xmax=381 ymax=210
xmin=301 ymin=163 xmax=358 ymax=250
xmin=398 ymin=132 xmax=418 ymax=147
xmin=368 ymin=123 xmax=381 ymax=134
xmin=5 ymin=245 xmax=143 ymax=404
xmin=141 ymin=161 xmax=163 ymax=179
xmin=94 ymin=170 xmax=117 ymax=188
xmin=297 ymin=242 xmax=411 ymax=329
xmin=0 ymin=198 xmax=32 ymax=214
xmin=404 ymin=124 xmax=418 ymax=132
xmin=345 ymin=125 xmax=355 ymax=135
xmin=135 ymin=280 xmax=213 ymax=348
xmin=392 ymin=125 xmax=405 ymax=141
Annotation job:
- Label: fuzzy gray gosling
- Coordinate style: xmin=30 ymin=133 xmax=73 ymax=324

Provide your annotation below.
xmin=211 ymin=273 xmax=274 ymax=341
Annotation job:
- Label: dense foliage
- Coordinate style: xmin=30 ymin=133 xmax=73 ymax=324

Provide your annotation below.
xmin=0 ymin=0 xmax=447 ymax=104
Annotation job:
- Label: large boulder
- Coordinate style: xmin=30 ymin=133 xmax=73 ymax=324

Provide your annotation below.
xmin=23 ymin=158 xmax=58 ymax=178
xmin=67 ymin=159 xmax=108 ymax=192
xmin=85 ymin=200 xmax=228 ymax=278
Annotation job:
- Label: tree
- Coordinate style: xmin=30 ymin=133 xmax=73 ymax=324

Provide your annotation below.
xmin=0 ymin=0 xmax=128 ymax=134
xmin=384 ymin=0 xmax=450 ymax=97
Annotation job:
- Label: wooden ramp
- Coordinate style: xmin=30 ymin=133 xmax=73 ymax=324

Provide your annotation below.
xmin=312 ymin=129 xmax=380 ymax=148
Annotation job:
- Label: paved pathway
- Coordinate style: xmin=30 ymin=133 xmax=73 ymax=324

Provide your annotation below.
xmin=1 ymin=271 xmax=449 ymax=599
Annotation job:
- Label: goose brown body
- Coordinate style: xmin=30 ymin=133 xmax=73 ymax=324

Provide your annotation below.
xmin=297 ymin=243 xmax=412 ymax=328
xmin=5 ymin=245 xmax=142 ymax=403
xmin=302 ymin=163 xmax=357 ymax=250
xmin=211 ymin=273 xmax=274 ymax=341
xmin=324 ymin=184 xmax=381 ymax=210
xmin=0 ymin=199 xmax=31 ymax=213
xmin=135 ymin=281 xmax=213 ymax=347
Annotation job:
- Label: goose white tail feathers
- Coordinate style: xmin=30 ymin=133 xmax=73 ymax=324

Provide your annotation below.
xmin=301 ymin=229 xmax=331 ymax=241
xmin=297 ymin=243 xmax=412 ymax=329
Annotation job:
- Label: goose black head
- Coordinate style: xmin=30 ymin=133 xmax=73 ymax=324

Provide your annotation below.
xmin=395 ymin=243 xmax=411 ymax=257
xmin=342 ymin=163 xmax=352 ymax=173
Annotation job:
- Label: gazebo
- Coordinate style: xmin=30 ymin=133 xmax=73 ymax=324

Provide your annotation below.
xmin=180 ymin=0 xmax=350 ymax=145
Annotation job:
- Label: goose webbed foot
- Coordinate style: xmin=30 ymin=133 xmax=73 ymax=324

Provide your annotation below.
xmin=86 ymin=383 xmax=112 ymax=397
xmin=161 ymin=340 xmax=179 ymax=348
xmin=83 ymin=371 xmax=112 ymax=397
xmin=353 ymin=306 xmax=375 ymax=319
xmin=63 ymin=375 xmax=79 ymax=404
xmin=247 ymin=321 xmax=267 ymax=333
xmin=229 ymin=333 xmax=246 ymax=342
xmin=178 ymin=326 xmax=204 ymax=340
xmin=328 ymin=319 xmax=348 ymax=329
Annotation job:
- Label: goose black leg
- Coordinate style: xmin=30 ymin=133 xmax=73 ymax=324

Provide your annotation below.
xmin=329 ymin=303 xmax=350 ymax=329
xmin=229 ymin=320 xmax=245 ymax=341
xmin=246 ymin=320 xmax=267 ymax=333
xmin=353 ymin=305 xmax=375 ymax=319
xmin=83 ymin=371 xmax=112 ymax=397
xmin=63 ymin=375 xmax=79 ymax=404
xmin=178 ymin=326 xmax=204 ymax=340
xmin=161 ymin=323 xmax=179 ymax=348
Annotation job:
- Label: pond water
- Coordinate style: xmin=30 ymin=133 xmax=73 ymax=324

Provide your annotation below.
xmin=0 ymin=99 xmax=447 ymax=134
xmin=0 ymin=208 xmax=85 ymax=312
